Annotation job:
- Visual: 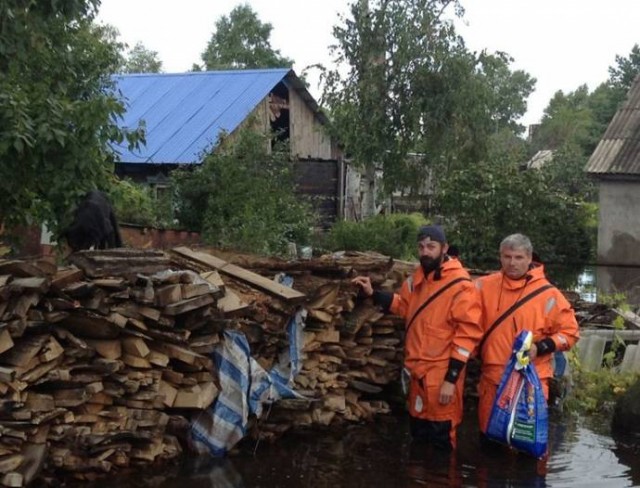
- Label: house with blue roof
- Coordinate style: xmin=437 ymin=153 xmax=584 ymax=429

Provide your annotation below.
xmin=112 ymin=68 xmax=343 ymax=224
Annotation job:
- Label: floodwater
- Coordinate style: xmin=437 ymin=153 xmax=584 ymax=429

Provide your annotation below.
xmin=545 ymin=264 xmax=640 ymax=306
xmin=91 ymin=410 xmax=640 ymax=488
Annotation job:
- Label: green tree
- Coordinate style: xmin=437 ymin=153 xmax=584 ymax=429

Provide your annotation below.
xmin=437 ymin=157 xmax=594 ymax=266
xmin=201 ymin=5 xmax=293 ymax=70
xmin=0 ymin=1 xmax=142 ymax=232
xmin=172 ymin=128 xmax=313 ymax=255
xmin=122 ymin=41 xmax=163 ymax=73
xmin=531 ymin=86 xmax=596 ymax=152
xmin=322 ymin=0 xmax=534 ymax=209
xmin=609 ymin=44 xmax=640 ymax=93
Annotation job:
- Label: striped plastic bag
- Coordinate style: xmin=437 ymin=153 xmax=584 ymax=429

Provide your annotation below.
xmin=486 ymin=330 xmax=548 ymax=458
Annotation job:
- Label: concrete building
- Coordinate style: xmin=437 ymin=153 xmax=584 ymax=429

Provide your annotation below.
xmin=586 ymin=74 xmax=640 ymax=266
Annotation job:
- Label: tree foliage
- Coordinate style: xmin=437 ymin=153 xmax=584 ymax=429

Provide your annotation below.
xmin=201 ymin=5 xmax=293 ymax=70
xmin=321 ymin=213 xmax=428 ymax=260
xmin=0 ymin=0 xmax=142 ymax=232
xmin=121 ymin=41 xmax=163 ymax=73
xmin=172 ymin=128 xmax=313 ymax=255
xmin=322 ymin=0 xmax=535 ymax=196
xmin=529 ymin=44 xmax=640 ymax=204
xmin=437 ymin=156 xmax=595 ymax=266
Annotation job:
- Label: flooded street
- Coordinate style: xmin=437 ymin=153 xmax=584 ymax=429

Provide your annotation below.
xmin=90 ymin=409 xmax=640 ymax=488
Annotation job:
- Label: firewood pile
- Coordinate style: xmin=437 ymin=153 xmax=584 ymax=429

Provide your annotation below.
xmin=0 ymin=250 xmax=224 ymax=486
xmin=0 ymin=247 xmax=416 ymax=486
xmin=169 ymin=247 xmax=412 ymax=442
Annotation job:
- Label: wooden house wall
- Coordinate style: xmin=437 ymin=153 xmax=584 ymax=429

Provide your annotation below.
xmin=288 ymin=88 xmax=335 ymax=160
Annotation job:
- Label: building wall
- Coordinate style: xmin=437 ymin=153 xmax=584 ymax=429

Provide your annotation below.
xmin=597 ymin=180 xmax=640 ymax=265
xmin=289 ymin=88 xmax=334 ymax=160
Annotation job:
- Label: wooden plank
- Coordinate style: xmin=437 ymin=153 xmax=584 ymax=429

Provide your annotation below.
xmin=217 ymin=288 xmax=249 ymax=315
xmin=86 ymin=340 xmax=122 ymax=360
xmin=0 ymin=366 xmax=15 ymax=383
xmin=8 ymin=277 xmax=50 ymax=294
xmin=154 ymin=284 xmax=183 ymax=307
xmin=50 ymin=268 xmax=84 ymax=290
xmin=163 ymin=294 xmax=215 ymax=316
xmin=0 ymin=328 xmax=14 ymax=355
xmin=122 ymin=337 xmax=150 ymax=358
xmin=147 ymin=350 xmax=170 ymax=367
xmin=68 ymin=249 xmax=171 ymax=278
xmin=172 ymin=247 xmax=305 ymax=303
xmin=181 ymin=283 xmax=212 ymax=300
xmin=62 ymin=312 xmax=121 ymax=340
xmin=158 ymin=381 xmax=177 ymax=407
xmin=200 ymin=270 xmax=225 ymax=292
xmin=173 ymin=382 xmax=218 ymax=409
xmin=121 ymin=354 xmax=152 ymax=369
xmin=1 ymin=335 xmax=49 ymax=367
xmin=153 ymin=342 xmax=205 ymax=365
xmin=38 ymin=337 xmax=64 ymax=363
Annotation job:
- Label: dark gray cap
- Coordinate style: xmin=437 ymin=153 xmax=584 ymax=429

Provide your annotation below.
xmin=417 ymin=225 xmax=446 ymax=243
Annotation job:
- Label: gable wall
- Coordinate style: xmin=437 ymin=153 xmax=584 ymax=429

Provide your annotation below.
xmin=597 ymin=179 xmax=640 ymax=265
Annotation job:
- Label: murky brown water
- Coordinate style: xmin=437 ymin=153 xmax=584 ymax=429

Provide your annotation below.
xmin=88 ymin=409 xmax=640 ymax=488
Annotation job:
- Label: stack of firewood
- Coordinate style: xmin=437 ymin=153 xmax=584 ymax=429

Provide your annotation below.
xmin=170 ymin=248 xmax=413 ymax=441
xmin=0 ymin=247 xmax=417 ymax=485
xmin=0 ymin=250 xmax=225 ymax=486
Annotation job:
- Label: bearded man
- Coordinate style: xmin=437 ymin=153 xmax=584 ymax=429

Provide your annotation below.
xmin=352 ymin=225 xmax=483 ymax=450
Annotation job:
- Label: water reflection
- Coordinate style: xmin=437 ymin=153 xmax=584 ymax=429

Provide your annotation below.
xmin=87 ymin=412 xmax=640 ymax=488
xmin=545 ymin=265 xmax=640 ymax=305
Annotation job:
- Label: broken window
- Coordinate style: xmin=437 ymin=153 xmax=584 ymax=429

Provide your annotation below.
xmin=269 ymin=81 xmax=290 ymax=149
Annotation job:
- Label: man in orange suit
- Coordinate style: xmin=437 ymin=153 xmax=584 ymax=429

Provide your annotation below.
xmin=476 ymin=233 xmax=580 ymax=439
xmin=353 ymin=225 xmax=483 ymax=450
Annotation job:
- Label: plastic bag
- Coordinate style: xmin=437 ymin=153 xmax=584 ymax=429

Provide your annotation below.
xmin=485 ymin=330 xmax=548 ymax=458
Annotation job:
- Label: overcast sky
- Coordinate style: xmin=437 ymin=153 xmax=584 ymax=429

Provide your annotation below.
xmin=97 ymin=0 xmax=640 ymax=128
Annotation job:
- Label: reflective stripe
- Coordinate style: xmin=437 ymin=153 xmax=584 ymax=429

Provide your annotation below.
xmin=475 ymin=280 xmax=483 ymax=290
xmin=456 ymin=346 xmax=471 ymax=358
xmin=545 ymin=296 xmax=557 ymax=314
xmin=407 ymin=276 xmax=414 ymax=293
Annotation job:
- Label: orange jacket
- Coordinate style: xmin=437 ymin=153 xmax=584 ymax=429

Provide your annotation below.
xmin=476 ymin=264 xmax=580 ymax=386
xmin=390 ymin=257 xmax=483 ymax=380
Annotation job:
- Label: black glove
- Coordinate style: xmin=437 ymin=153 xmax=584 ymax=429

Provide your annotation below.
xmin=535 ymin=337 xmax=556 ymax=356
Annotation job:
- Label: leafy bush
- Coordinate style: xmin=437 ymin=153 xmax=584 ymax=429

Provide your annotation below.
xmin=436 ymin=158 xmax=595 ymax=267
xmin=172 ymin=128 xmax=314 ymax=255
xmin=107 ymin=178 xmax=157 ymax=227
xmin=321 ymin=213 xmax=428 ymax=260
xmin=565 ymin=313 xmax=636 ymax=416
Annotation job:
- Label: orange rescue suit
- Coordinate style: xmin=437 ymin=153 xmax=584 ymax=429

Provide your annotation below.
xmin=476 ymin=264 xmax=580 ymax=433
xmin=390 ymin=258 xmax=482 ymax=429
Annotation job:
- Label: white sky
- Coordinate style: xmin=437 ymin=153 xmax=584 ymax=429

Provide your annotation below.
xmin=97 ymin=0 xmax=640 ymax=128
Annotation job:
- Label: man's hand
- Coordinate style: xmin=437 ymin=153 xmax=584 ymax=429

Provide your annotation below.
xmin=439 ymin=381 xmax=455 ymax=405
xmin=351 ymin=276 xmax=374 ymax=297
xmin=529 ymin=342 xmax=538 ymax=361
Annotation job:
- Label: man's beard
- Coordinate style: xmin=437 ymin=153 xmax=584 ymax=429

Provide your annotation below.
xmin=420 ymin=254 xmax=443 ymax=275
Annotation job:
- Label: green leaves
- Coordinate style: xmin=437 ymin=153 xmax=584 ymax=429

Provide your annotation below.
xmin=323 ymin=0 xmax=535 ymax=200
xmin=0 ymin=1 xmax=142 ymax=234
xmin=172 ymin=128 xmax=314 ymax=256
xmin=121 ymin=42 xmax=163 ymax=74
xmin=201 ymin=5 xmax=293 ymax=70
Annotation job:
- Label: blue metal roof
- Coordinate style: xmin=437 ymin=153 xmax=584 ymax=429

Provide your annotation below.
xmin=112 ymin=69 xmax=292 ymax=165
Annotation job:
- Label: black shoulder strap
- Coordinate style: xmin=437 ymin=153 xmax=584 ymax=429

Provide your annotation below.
xmin=405 ymin=277 xmax=471 ymax=334
xmin=478 ymin=283 xmax=555 ymax=353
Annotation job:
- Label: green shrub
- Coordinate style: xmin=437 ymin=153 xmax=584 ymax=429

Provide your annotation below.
xmin=107 ymin=178 xmax=157 ymax=227
xmin=172 ymin=128 xmax=314 ymax=255
xmin=322 ymin=213 xmax=428 ymax=260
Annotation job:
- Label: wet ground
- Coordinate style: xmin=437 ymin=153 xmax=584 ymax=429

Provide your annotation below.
xmin=89 ymin=409 xmax=640 ymax=488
